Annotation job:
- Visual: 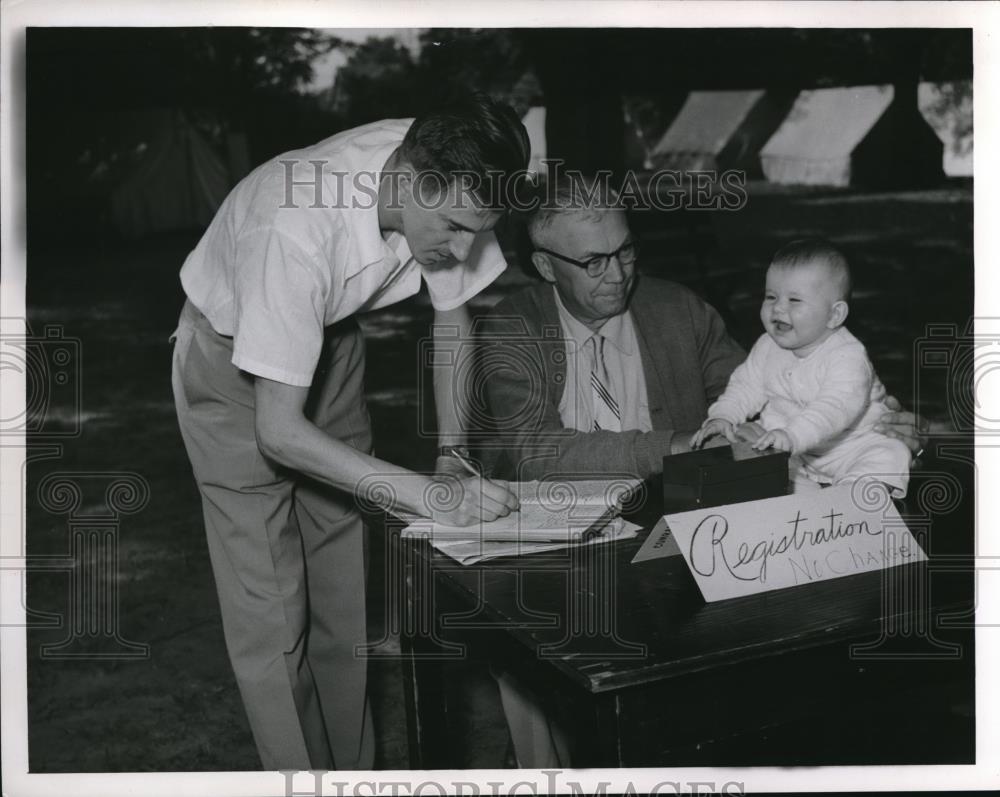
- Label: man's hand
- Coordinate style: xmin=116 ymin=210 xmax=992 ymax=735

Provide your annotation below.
xmin=752 ymin=428 xmax=793 ymax=452
xmin=690 ymin=418 xmax=737 ymax=449
xmin=875 ymin=395 xmax=929 ymax=458
xmin=429 ymin=475 xmax=520 ymax=527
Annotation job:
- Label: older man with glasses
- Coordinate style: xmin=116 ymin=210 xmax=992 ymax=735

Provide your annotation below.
xmin=479 ymin=174 xmax=749 ymax=488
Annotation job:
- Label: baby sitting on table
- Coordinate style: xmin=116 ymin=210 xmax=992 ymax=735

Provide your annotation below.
xmin=691 ymin=238 xmax=910 ymax=498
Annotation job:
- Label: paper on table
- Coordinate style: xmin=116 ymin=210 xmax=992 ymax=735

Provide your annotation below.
xmin=428 ymin=519 xmax=643 ymax=565
xmin=401 ymin=479 xmax=641 ymax=543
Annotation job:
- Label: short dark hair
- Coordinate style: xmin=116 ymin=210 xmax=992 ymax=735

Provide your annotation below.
xmin=770 ymin=238 xmax=853 ymax=303
xmin=401 ymin=92 xmax=530 ymax=208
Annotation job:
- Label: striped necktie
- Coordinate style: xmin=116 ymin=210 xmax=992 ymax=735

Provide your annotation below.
xmin=589 ymin=334 xmax=621 ymax=432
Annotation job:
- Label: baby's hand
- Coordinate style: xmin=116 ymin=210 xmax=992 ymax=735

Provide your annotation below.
xmin=752 ymin=428 xmax=793 ymax=452
xmin=691 ymin=419 xmax=735 ymax=449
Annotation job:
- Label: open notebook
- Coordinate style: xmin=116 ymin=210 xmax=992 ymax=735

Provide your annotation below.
xmin=401 ymin=478 xmax=642 ymax=543
xmin=431 ymin=520 xmax=642 ymax=565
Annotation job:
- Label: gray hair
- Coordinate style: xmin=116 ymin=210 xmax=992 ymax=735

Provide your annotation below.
xmin=527 ymin=174 xmax=622 ymax=246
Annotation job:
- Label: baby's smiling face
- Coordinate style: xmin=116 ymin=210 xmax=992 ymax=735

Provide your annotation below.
xmin=760 ymin=261 xmax=846 ymax=357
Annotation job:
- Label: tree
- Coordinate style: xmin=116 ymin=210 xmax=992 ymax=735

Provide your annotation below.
xmin=326 ymin=37 xmax=418 ymax=125
xmin=327 ymin=29 xmax=537 ymax=124
xmin=25 ymin=27 xmax=344 ymax=241
xmin=415 ymin=29 xmax=531 ymax=110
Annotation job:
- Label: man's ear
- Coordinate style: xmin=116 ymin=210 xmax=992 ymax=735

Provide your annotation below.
xmin=828 ymin=300 xmax=849 ymax=328
xmin=531 ymin=251 xmax=556 ymax=283
xmin=396 ymin=169 xmax=412 ymax=204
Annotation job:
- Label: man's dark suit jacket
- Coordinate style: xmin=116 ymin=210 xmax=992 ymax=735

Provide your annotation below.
xmin=478 ymin=277 xmax=746 ymax=480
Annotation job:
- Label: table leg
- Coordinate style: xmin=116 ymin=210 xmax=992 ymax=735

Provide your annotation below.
xmin=399 ymin=628 xmax=450 ymax=769
xmin=577 ymin=692 xmax=625 ymax=767
xmin=398 ymin=537 xmax=463 ymax=769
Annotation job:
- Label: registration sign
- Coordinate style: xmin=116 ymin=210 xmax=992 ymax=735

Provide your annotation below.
xmin=664 ymin=485 xmax=927 ymax=602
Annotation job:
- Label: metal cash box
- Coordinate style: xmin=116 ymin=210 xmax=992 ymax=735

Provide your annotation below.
xmin=662 ymin=443 xmax=790 ymax=513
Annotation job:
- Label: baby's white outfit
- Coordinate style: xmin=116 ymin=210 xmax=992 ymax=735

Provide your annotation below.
xmin=707 ymin=327 xmax=910 ymax=497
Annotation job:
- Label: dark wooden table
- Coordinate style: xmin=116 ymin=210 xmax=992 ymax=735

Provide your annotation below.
xmin=397 ymin=457 xmax=976 ymax=768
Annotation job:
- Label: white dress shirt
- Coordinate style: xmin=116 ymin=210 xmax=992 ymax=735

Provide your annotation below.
xmin=552 ymin=286 xmax=652 ymax=433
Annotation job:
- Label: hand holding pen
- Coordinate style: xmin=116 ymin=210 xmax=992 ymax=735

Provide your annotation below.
xmin=431 ymin=447 xmax=519 ymax=525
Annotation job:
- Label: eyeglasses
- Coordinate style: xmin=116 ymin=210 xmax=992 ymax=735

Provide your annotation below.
xmin=535 ymin=239 xmax=639 ymax=278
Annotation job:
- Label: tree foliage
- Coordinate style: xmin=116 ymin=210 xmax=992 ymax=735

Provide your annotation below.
xmin=327 ymin=29 xmax=538 ymax=127
xmin=324 ymin=37 xmax=418 ymax=123
xmin=27 ymin=27 xmax=339 ymax=114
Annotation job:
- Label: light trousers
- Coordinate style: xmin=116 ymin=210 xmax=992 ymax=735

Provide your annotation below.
xmin=172 ymin=300 xmax=374 ymax=770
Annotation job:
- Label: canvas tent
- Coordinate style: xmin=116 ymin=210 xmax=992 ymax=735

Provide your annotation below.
xmin=760 ymin=85 xmax=943 ymax=187
xmin=522 ymin=106 xmax=548 ymax=176
xmin=651 ymin=90 xmax=789 ymax=175
xmin=918 ymin=81 xmax=973 ymax=177
xmin=110 ymin=110 xmax=234 ymax=237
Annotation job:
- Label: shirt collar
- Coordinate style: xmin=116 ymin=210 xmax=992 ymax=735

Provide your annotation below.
xmin=345 ymin=128 xmax=413 ymax=279
xmin=551 ymin=285 xmax=635 ymax=355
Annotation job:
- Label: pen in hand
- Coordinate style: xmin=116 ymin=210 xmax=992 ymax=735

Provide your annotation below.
xmin=447 ymin=450 xmax=520 ymax=513
xmin=450 ymin=449 xmax=481 ymax=477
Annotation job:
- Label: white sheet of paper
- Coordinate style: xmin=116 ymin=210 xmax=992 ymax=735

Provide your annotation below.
xmin=428 ymin=520 xmax=642 ymax=565
xmin=401 ymin=478 xmax=640 ymax=542
xmin=664 ymin=484 xmax=927 ymax=601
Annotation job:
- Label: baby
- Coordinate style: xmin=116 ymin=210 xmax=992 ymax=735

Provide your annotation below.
xmin=691 ymin=239 xmax=910 ymax=497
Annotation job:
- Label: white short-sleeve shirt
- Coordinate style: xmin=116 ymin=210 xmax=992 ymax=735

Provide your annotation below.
xmin=179 ymin=118 xmax=507 ymax=386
